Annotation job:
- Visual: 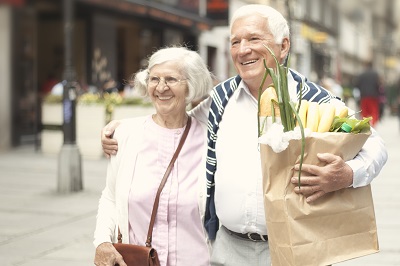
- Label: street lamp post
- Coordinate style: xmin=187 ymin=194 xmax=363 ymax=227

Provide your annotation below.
xmin=58 ymin=0 xmax=82 ymax=193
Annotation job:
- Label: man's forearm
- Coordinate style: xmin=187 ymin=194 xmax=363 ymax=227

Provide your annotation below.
xmin=346 ymin=127 xmax=388 ymax=187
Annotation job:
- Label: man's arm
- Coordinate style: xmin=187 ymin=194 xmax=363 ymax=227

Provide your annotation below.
xmin=100 ymin=96 xmax=212 ymax=158
xmin=101 ymin=120 xmax=121 ymax=158
xmin=188 ymin=95 xmax=212 ymax=124
xmin=291 ymin=127 xmax=388 ymax=202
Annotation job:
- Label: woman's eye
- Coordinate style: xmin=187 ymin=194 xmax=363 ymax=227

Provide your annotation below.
xmin=165 ymin=77 xmax=178 ymax=83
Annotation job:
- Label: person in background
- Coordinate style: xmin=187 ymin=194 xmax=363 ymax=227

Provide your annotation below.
xmin=378 ymin=85 xmax=387 ymax=120
xmin=40 ymin=73 xmax=59 ymax=97
xmin=93 ymin=46 xmax=213 ymax=266
xmin=356 ymin=61 xmax=382 ymax=126
xmin=100 ymin=5 xmax=387 ymax=265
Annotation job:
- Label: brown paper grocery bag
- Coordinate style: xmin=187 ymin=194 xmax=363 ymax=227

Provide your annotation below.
xmin=260 ymin=132 xmax=378 ymax=266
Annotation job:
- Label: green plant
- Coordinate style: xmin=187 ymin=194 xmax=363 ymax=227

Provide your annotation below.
xmin=43 ymin=94 xmax=62 ymax=104
xmin=258 ymin=45 xmax=305 ymax=188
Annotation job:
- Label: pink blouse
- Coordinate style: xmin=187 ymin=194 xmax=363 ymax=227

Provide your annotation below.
xmin=128 ymin=116 xmax=209 ymax=266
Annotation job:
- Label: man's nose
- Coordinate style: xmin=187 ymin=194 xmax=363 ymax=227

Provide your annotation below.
xmin=238 ymin=40 xmax=251 ymax=55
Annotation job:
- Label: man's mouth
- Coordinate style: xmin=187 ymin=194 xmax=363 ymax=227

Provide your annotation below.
xmin=241 ymin=59 xmax=259 ymax=66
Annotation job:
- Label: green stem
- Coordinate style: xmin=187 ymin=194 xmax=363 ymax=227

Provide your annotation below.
xmin=257 ymin=63 xmax=269 ymax=137
xmin=289 ymin=102 xmax=305 ymax=189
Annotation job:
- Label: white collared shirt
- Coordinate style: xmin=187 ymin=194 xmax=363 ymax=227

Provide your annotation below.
xmin=212 ymin=81 xmax=268 ymax=235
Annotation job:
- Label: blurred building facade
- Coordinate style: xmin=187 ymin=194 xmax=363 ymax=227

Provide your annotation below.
xmin=0 ymin=0 xmax=399 ymax=151
xmin=0 ymin=0 xmax=229 ymax=150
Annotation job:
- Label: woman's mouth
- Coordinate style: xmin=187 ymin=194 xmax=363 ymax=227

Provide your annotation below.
xmin=157 ymin=96 xmax=173 ymax=100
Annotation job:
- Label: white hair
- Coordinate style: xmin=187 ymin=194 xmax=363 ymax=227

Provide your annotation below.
xmin=230 ymin=4 xmax=290 ymax=44
xmin=133 ymin=46 xmax=212 ymax=105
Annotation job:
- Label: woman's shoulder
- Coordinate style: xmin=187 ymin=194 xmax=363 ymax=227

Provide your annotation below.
xmin=114 ymin=115 xmax=149 ymax=140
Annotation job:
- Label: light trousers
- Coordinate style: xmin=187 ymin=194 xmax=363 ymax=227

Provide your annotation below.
xmin=210 ymin=226 xmax=271 ymax=266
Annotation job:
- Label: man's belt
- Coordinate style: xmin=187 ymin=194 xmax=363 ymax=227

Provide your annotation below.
xmin=224 ymin=226 xmax=268 ymax=242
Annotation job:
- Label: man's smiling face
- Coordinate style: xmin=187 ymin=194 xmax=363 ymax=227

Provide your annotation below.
xmin=230 ymin=14 xmax=287 ymax=91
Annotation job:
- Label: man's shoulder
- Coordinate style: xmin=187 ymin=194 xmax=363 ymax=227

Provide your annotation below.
xmin=213 ymin=75 xmax=242 ymax=90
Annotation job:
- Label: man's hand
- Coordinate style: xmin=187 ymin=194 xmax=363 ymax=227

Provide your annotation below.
xmin=291 ymin=153 xmax=353 ymax=203
xmin=101 ymin=120 xmax=120 ymax=158
xmin=94 ymin=242 xmax=127 ymax=266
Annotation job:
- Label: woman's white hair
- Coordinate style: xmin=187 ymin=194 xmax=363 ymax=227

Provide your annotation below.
xmin=230 ymin=4 xmax=290 ymax=44
xmin=133 ymin=46 xmax=213 ymax=105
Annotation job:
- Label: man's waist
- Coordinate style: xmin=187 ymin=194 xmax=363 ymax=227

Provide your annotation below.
xmin=222 ymin=226 xmax=268 ymax=242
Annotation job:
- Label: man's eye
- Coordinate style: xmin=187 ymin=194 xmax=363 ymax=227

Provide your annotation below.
xmin=149 ymin=77 xmax=159 ymax=82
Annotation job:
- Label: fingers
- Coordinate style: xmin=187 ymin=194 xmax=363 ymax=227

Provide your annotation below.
xmin=305 ymin=190 xmax=325 ymax=202
xmin=291 ymin=176 xmax=319 ymax=186
xmin=293 ymin=183 xmax=326 ymax=203
xmin=94 ymin=242 xmax=119 ymax=266
xmin=115 ymin=255 xmax=128 ymax=266
xmin=101 ymin=120 xmax=120 ymax=158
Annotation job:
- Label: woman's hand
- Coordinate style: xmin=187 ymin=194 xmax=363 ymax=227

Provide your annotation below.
xmin=94 ymin=242 xmax=127 ymax=266
xmin=101 ymin=120 xmax=121 ymax=158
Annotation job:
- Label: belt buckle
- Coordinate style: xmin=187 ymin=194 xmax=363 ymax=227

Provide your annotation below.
xmin=247 ymin=232 xmax=257 ymax=241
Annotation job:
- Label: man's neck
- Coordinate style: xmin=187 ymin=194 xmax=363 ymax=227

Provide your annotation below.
xmin=245 ymin=79 xmax=273 ymax=100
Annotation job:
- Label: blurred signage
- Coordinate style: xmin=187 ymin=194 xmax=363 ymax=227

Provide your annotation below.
xmin=301 ymin=24 xmax=328 ymax=44
xmin=178 ymin=0 xmax=199 ymax=14
xmin=0 ymin=0 xmax=25 ymax=6
xmin=207 ymin=0 xmax=228 ymax=21
xmin=81 ymin=0 xmax=211 ymax=31
xmin=385 ymin=57 xmax=398 ymax=69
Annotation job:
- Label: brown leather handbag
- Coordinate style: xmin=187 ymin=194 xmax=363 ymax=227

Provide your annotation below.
xmin=113 ymin=117 xmax=192 ymax=266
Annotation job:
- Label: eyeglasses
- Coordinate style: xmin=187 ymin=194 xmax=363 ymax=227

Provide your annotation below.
xmin=147 ymin=76 xmax=187 ymax=87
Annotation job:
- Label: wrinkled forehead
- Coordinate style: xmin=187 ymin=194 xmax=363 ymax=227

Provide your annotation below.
xmin=230 ymin=15 xmax=272 ymax=40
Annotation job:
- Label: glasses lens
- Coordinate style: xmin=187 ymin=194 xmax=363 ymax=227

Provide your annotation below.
xmin=165 ymin=77 xmax=179 ymax=86
xmin=148 ymin=76 xmax=160 ymax=86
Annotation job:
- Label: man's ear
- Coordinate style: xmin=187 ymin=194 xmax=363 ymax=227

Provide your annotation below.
xmin=280 ymin=37 xmax=290 ymax=61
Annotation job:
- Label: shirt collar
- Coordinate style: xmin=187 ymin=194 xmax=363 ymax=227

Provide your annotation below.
xmin=235 ymin=69 xmax=298 ymax=103
xmin=235 ymin=79 xmax=258 ymax=103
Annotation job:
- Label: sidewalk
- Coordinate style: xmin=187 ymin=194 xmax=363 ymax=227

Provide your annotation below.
xmin=0 ymin=146 xmax=107 ymax=266
xmin=0 ymin=115 xmax=399 ymax=266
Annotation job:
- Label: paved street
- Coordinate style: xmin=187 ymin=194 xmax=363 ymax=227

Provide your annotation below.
xmin=0 ymin=114 xmax=399 ymax=266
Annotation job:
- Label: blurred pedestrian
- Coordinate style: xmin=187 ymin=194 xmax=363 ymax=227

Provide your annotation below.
xmin=40 ymin=73 xmax=58 ymax=97
xmin=378 ymin=85 xmax=387 ymax=120
xmin=356 ymin=61 xmax=382 ymax=126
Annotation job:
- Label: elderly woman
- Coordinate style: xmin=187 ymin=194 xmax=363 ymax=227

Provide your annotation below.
xmin=93 ymin=47 xmax=213 ymax=266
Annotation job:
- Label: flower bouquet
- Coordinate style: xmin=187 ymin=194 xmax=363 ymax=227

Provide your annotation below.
xmin=258 ymin=46 xmax=378 ymax=266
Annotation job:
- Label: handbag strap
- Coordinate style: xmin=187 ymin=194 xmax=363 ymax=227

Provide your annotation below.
xmin=117 ymin=116 xmax=192 ymax=247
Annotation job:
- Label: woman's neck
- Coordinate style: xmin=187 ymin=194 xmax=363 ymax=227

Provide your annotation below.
xmin=152 ymin=113 xmax=188 ymax=129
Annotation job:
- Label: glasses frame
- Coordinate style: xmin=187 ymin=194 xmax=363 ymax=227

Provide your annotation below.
xmin=147 ymin=76 xmax=188 ymax=88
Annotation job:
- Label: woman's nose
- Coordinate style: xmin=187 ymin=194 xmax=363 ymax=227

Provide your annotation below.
xmin=155 ymin=82 xmax=169 ymax=92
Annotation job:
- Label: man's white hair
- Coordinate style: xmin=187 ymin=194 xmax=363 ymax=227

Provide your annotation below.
xmin=230 ymin=4 xmax=290 ymax=44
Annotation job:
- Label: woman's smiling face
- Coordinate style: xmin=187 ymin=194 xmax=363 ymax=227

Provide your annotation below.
xmin=147 ymin=61 xmax=188 ymax=117
xmin=230 ymin=14 xmax=289 ymax=91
